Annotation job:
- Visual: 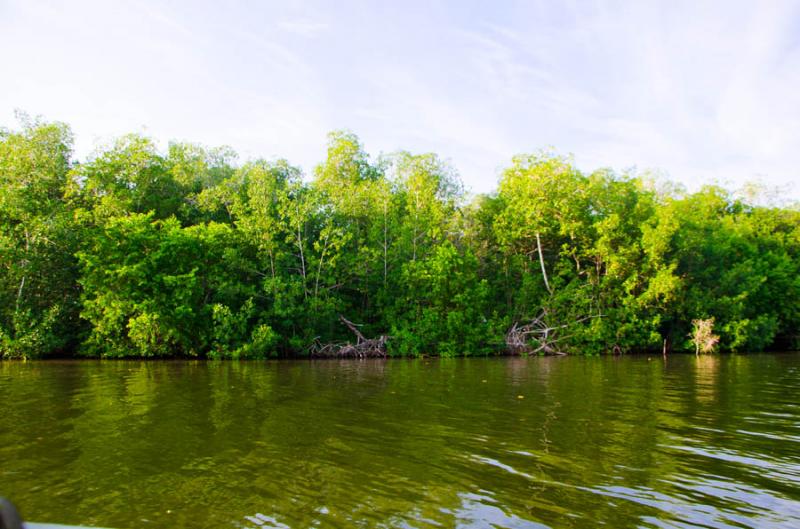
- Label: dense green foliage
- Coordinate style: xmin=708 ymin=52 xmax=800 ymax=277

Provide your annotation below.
xmin=2 ymin=117 xmax=799 ymax=358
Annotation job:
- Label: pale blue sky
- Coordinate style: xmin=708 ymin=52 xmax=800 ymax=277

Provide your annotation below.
xmin=2 ymin=0 xmax=799 ymax=197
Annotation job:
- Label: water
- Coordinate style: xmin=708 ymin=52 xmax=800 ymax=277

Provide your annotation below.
xmin=1 ymin=355 xmax=799 ymax=528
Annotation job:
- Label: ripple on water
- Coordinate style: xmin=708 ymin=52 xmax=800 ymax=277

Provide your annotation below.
xmin=3 ymin=355 xmax=800 ymax=529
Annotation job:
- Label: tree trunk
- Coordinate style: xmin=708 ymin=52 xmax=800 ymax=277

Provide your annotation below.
xmin=536 ymin=232 xmax=552 ymax=295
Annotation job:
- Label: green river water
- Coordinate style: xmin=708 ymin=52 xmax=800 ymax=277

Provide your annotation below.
xmin=1 ymin=355 xmax=799 ymax=528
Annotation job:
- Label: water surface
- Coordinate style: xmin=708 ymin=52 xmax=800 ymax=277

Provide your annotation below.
xmin=1 ymin=355 xmax=799 ymax=528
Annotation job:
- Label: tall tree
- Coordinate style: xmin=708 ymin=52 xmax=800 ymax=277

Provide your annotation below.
xmin=0 ymin=115 xmax=82 ymax=357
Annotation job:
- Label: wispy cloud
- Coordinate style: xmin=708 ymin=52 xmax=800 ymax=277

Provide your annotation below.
xmin=1 ymin=0 xmax=798 ymax=196
xmin=277 ymin=18 xmax=329 ymax=38
xmin=130 ymin=0 xmax=193 ymax=38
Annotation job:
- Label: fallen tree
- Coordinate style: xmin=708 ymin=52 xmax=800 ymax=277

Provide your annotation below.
xmin=506 ymin=310 xmax=601 ymax=355
xmin=309 ymin=315 xmax=388 ymax=358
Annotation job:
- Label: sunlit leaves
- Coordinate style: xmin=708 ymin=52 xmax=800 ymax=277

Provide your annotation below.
xmin=2 ymin=116 xmax=798 ymax=357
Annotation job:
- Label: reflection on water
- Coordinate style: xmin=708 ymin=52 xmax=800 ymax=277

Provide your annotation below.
xmin=1 ymin=355 xmax=800 ymax=528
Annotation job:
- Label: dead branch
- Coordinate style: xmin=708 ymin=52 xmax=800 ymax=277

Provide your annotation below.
xmin=310 ymin=316 xmax=389 ymax=358
xmin=339 ymin=315 xmax=366 ymax=343
xmin=506 ymin=309 xmax=602 ymax=356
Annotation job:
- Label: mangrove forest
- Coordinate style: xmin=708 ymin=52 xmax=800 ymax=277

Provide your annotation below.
xmin=2 ymin=115 xmax=799 ymax=358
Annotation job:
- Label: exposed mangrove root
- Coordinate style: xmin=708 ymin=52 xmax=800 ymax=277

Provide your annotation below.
xmin=309 ymin=315 xmax=388 ymax=358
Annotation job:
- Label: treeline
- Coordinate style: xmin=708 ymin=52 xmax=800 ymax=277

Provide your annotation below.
xmin=1 ymin=116 xmax=799 ymax=358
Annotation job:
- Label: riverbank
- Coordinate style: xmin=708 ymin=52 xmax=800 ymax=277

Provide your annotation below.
xmin=4 ymin=119 xmax=799 ymax=361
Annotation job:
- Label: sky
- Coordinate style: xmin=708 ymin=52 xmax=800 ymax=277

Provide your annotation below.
xmin=2 ymin=0 xmax=799 ymax=197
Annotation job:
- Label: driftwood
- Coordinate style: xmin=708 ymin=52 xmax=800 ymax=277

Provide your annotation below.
xmin=506 ymin=311 xmax=565 ymax=356
xmin=309 ymin=315 xmax=388 ymax=358
xmin=506 ymin=310 xmax=601 ymax=356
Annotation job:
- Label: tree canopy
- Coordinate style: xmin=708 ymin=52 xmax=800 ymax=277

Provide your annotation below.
xmin=2 ymin=117 xmax=798 ymax=358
